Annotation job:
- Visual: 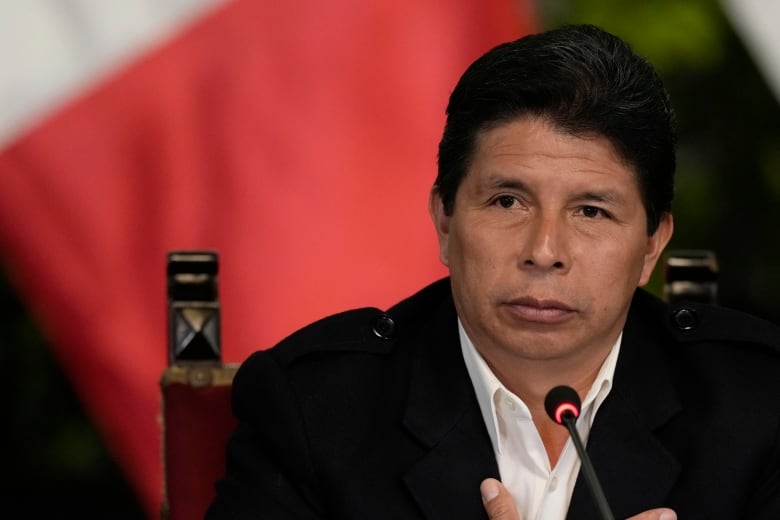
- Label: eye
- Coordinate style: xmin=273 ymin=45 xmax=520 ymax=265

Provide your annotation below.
xmin=493 ymin=195 xmax=520 ymax=209
xmin=580 ymin=205 xmax=610 ymax=219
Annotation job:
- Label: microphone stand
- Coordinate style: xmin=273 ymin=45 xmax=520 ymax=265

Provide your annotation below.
xmin=560 ymin=411 xmax=615 ymax=520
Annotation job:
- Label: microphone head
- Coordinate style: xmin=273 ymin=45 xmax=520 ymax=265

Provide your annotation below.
xmin=545 ymin=385 xmax=582 ymax=425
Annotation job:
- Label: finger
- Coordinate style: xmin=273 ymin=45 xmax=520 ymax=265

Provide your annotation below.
xmin=626 ymin=507 xmax=677 ymax=520
xmin=480 ymin=478 xmax=521 ymax=520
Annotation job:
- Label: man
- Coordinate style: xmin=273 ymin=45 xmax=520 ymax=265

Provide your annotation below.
xmin=207 ymin=24 xmax=780 ymax=519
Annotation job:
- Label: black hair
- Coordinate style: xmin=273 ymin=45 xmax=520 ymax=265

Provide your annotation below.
xmin=435 ymin=24 xmax=676 ymax=234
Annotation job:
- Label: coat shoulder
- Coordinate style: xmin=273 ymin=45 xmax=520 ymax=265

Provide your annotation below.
xmin=634 ymin=289 xmax=780 ymax=353
xmin=251 ymin=277 xmax=453 ymax=368
xmin=668 ymin=303 xmax=779 ymax=352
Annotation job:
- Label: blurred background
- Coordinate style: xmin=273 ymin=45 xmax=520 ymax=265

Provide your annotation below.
xmin=1 ymin=0 xmax=777 ymax=517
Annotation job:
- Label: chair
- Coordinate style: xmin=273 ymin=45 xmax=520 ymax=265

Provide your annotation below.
xmin=158 ymin=248 xmax=719 ymax=519
xmin=159 ymin=251 xmax=238 ymax=520
xmin=662 ymin=249 xmax=719 ymax=304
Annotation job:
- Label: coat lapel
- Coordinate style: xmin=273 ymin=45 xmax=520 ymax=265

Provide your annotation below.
xmin=400 ymin=297 xmax=500 ymax=520
xmin=568 ymin=290 xmax=682 ymax=520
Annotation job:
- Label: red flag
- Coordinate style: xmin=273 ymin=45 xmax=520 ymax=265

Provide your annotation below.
xmin=0 ymin=0 xmax=536 ymax=516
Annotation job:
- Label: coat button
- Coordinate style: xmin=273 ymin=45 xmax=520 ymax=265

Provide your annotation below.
xmin=672 ymin=307 xmax=699 ymax=331
xmin=372 ymin=314 xmax=396 ymax=339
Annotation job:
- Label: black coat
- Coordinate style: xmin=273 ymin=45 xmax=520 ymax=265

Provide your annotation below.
xmin=207 ymin=277 xmax=780 ymax=519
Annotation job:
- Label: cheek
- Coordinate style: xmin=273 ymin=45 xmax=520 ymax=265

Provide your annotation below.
xmin=446 ymin=226 xmax=495 ymax=286
xmin=452 ymin=228 xmax=503 ymax=273
xmin=620 ymin=245 xmax=653 ymax=286
xmin=578 ymin=237 xmax=647 ymax=282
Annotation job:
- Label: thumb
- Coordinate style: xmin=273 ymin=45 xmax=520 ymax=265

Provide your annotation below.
xmin=627 ymin=508 xmax=677 ymax=520
xmin=480 ymin=478 xmax=521 ymax=520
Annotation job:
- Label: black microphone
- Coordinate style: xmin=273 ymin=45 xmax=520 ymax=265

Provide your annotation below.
xmin=545 ymin=385 xmax=615 ymax=520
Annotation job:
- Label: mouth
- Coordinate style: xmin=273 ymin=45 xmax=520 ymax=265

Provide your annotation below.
xmin=504 ymin=296 xmax=576 ymax=324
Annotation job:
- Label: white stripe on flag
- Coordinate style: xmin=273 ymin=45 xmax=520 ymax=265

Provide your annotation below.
xmin=720 ymin=0 xmax=780 ymax=104
xmin=0 ymin=0 xmax=226 ymax=146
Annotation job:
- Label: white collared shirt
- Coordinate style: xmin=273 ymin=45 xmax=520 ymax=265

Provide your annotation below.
xmin=459 ymin=320 xmax=621 ymax=520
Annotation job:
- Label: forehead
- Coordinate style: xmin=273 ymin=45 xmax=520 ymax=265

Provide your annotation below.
xmin=467 ymin=117 xmax=639 ymax=189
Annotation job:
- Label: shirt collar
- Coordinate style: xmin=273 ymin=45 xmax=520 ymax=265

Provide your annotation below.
xmin=459 ymin=319 xmax=622 ymax=454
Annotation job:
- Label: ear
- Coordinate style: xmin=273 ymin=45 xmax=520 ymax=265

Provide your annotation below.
xmin=638 ymin=212 xmax=674 ymax=286
xmin=429 ymin=188 xmax=451 ymax=267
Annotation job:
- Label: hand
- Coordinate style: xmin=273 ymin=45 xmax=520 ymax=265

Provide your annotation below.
xmin=480 ymin=478 xmax=520 ymax=520
xmin=480 ymin=478 xmax=677 ymax=520
xmin=627 ymin=509 xmax=677 ymax=520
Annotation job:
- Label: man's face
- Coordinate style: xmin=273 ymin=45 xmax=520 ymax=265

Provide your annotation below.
xmin=430 ymin=117 xmax=673 ymax=370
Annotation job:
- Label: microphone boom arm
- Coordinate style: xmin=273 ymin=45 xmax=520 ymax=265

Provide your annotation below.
xmin=560 ymin=412 xmax=615 ymax=520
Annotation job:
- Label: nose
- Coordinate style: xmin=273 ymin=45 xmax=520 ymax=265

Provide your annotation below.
xmin=521 ymin=213 xmax=570 ymax=272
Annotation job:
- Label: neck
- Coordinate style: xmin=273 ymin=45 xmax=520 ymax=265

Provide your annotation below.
xmin=480 ymin=340 xmax=615 ymax=468
xmin=483 ymin=343 xmax=613 ymax=410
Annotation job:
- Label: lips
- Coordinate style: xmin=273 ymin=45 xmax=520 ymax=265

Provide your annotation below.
xmin=504 ymin=296 xmax=575 ymax=324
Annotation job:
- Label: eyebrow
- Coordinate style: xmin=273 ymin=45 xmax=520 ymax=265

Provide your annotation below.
xmin=483 ymin=175 xmax=529 ymax=191
xmin=573 ymin=190 xmax=626 ymax=205
xmin=483 ymin=174 xmax=627 ymax=205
